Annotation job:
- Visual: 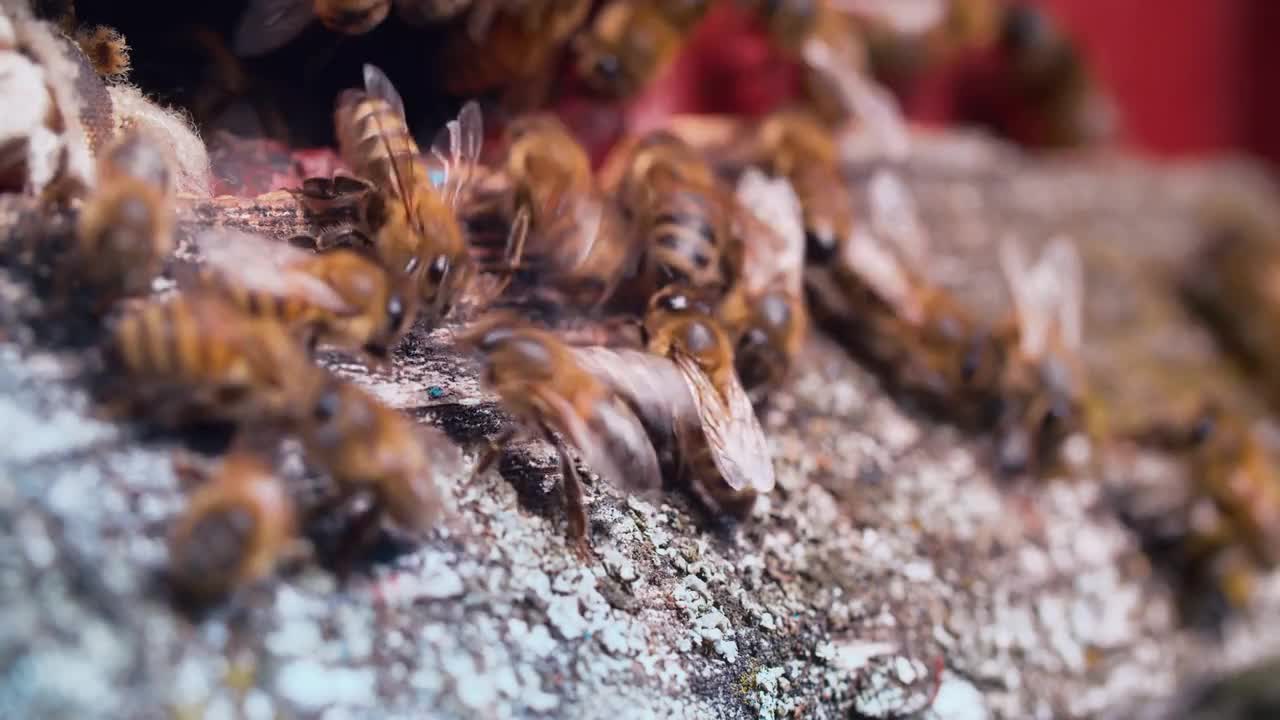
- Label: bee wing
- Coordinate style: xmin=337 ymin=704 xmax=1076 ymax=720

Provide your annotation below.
xmin=431 ymin=101 xmax=484 ymax=210
xmin=233 ymin=0 xmax=315 ymax=56
xmin=828 ymin=0 xmax=945 ymax=34
xmin=734 ymin=169 xmax=805 ymax=295
xmin=569 ymin=347 xmax=692 ymax=442
xmin=867 ymin=169 xmax=929 ymax=265
xmin=801 ymin=37 xmax=910 ymax=160
xmin=1033 ymin=236 xmax=1084 ymax=352
xmin=840 ymin=227 xmax=925 ymax=325
xmin=999 ymin=237 xmax=1050 ymax=360
xmin=587 ymin=397 xmax=664 ymax=493
xmin=362 ymin=64 xmax=408 ymax=123
xmin=673 ymin=351 xmax=775 ymax=493
xmin=194 ymin=230 xmax=357 ymax=315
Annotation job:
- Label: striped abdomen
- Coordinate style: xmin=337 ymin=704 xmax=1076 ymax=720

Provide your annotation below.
xmin=199 ymin=271 xmax=319 ymax=337
xmin=642 ymin=188 xmax=727 ymax=290
xmin=334 ymin=94 xmax=425 ymax=194
xmin=110 ymin=297 xmax=244 ymax=385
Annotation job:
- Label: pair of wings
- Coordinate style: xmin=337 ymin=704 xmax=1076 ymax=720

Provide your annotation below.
xmin=356 ymin=64 xmax=481 ymax=217
xmin=841 ymin=169 xmax=1085 ymax=360
xmin=569 ymin=346 xmax=776 ymax=495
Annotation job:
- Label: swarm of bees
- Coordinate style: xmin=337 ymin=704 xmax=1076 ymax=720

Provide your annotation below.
xmin=1 ymin=0 xmax=1272 ymax=629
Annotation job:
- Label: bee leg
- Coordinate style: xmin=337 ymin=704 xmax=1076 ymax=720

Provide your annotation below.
xmin=473 ymin=426 xmax=518 ymax=480
xmin=551 ymin=433 xmax=591 ymax=558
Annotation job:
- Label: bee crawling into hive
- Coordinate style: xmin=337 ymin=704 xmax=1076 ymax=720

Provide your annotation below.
xmin=462 ymin=314 xmax=661 ymax=553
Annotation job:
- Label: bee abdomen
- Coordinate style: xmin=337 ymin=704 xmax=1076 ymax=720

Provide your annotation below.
xmin=170 ymin=507 xmax=256 ymax=596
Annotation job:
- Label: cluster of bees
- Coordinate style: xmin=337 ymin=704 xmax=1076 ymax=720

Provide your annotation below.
xmin=2 ymin=0 xmax=1271 ymax=624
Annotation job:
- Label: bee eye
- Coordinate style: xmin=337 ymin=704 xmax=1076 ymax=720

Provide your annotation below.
xmin=386 ymin=295 xmax=405 ymax=328
xmin=661 ymin=293 xmax=689 ymax=312
xmin=428 ymin=254 xmax=450 ymax=283
xmin=313 ymin=390 xmax=340 ymax=423
xmin=592 ymin=55 xmax=622 ymax=83
xmin=805 ymin=229 xmax=838 ymax=263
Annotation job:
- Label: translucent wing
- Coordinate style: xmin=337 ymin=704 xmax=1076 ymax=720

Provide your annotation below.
xmin=1033 ymin=236 xmax=1084 ymax=352
xmin=586 ymin=397 xmax=663 ymax=493
xmin=867 ymin=169 xmax=929 ymax=264
xmin=840 ymin=227 xmax=924 ymax=325
xmin=362 ymin=63 xmax=407 ymax=123
xmin=673 ymin=351 xmax=775 ymax=493
xmin=735 ymin=169 xmax=805 ymax=295
xmin=569 ymin=347 xmax=692 ymax=445
xmin=802 ymin=37 xmax=910 ymax=160
xmin=194 ymin=229 xmax=356 ymax=315
xmin=233 ymin=0 xmax=315 ymax=56
xmin=829 ymin=0 xmax=945 ymax=34
xmin=431 ymin=101 xmax=484 ymax=210
xmin=999 ymin=236 xmax=1049 ymax=360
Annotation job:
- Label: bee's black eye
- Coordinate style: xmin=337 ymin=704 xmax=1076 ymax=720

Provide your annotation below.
xmin=314 ymin=390 xmax=340 ymax=423
xmin=593 ymin=55 xmax=621 ymax=83
xmin=805 ymin=229 xmax=837 ymax=263
xmin=428 ymin=254 xmax=451 ymax=283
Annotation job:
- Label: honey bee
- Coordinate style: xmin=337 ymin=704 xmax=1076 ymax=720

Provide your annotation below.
xmin=103 ymin=294 xmax=323 ymax=427
xmin=440 ymin=0 xmax=592 ymax=102
xmin=574 ymin=0 xmax=712 ymax=98
xmin=1128 ymin=405 xmax=1280 ymax=611
xmin=330 ymin=64 xmax=488 ymax=323
xmin=296 ymin=376 xmax=453 ymax=538
xmin=501 ymin=113 xmax=639 ymax=307
xmin=716 ymin=169 xmax=809 ymax=396
xmin=67 ymin=130 xmax=173 ymax=307
xmin=298 ymin=375 xmax=452 ymax=537
xmin=189 ymin=229 xmax=417 ymax=362
xmin=994 ymin=236 xmax=1089 ymax=475
xmin=569 ymin=302 xmax=774 ymax=518
xmin=752 ymin=108 xmax=855 ymax=263
xmin=613 ymin=131 xmax=734 ymax=305
xmin=462 ymin=316 xmax=661 ymax=550
xmin=167 ymin=452 xmax=296 ymax=602
xmin=806 ymin=170 xmax=1004 ymax=426
xmin=234 ymin=0 xmax=391 ymax=56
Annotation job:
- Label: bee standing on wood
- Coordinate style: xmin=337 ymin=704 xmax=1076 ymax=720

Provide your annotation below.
xmin=463 ymin=315 xmax=661 ymax=552
xmin=189 ymin=229 xmax=417 ymax=363
xmin=67 ymin=130 xmax=173 ymax=308
xmin=168 ymin=453 xmax=296 ymax=602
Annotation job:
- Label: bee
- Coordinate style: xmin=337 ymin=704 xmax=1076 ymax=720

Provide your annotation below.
xmin=189 ymin=230 xmax=416 ymax=362
xmin=68 ymin=130 xmax=173 ymax=307
xmin=103 ymin=294 xmax=323 ymax=427
xmin=994 ymin=236 xmax=1089 ymax=475
xmin=613 ymin=131 xmax=734 ymax=305
xmin=1128 ymin=405 xmax=1280 ymax=611
xmin=635 ymin=286 xmax=776 ymax=516
xmin=716 ymin=169 xmax=809 ymax=396
xmin=298 ymin=376 xmax=452 ymax=539
xmin=574 ymin=0 xmax=712 ymax=98
xmin=330 ymin=64 xmax=488 ymax=323
xmin=167 ymin=453 xmax=296 ymax=602
xmin=463 ymin=316 xmax=661 ymax=551
xmin=439 ymin=0 xmax=592 ymax=102
xmin=752 ymin=108 xmax=855 ymax=263
xmin=500 ymin=113 xmax=639 ymax=307
xmin=806 ymin=170 xmax=1004 ymax=426
xmin=234 ymin=0 xmax=392 ymax=56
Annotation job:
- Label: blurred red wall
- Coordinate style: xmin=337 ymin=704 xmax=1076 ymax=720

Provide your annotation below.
xmin=1038 ymin=0 xmax=1277 ymax=163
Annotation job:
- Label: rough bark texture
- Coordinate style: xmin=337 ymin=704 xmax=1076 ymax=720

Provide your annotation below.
xmin=2 ymin=134 xmax=1279 ymax=720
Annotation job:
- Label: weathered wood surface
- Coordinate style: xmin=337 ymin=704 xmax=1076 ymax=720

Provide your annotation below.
xmin=1 ymin=135 xmax=1279 ymax=720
